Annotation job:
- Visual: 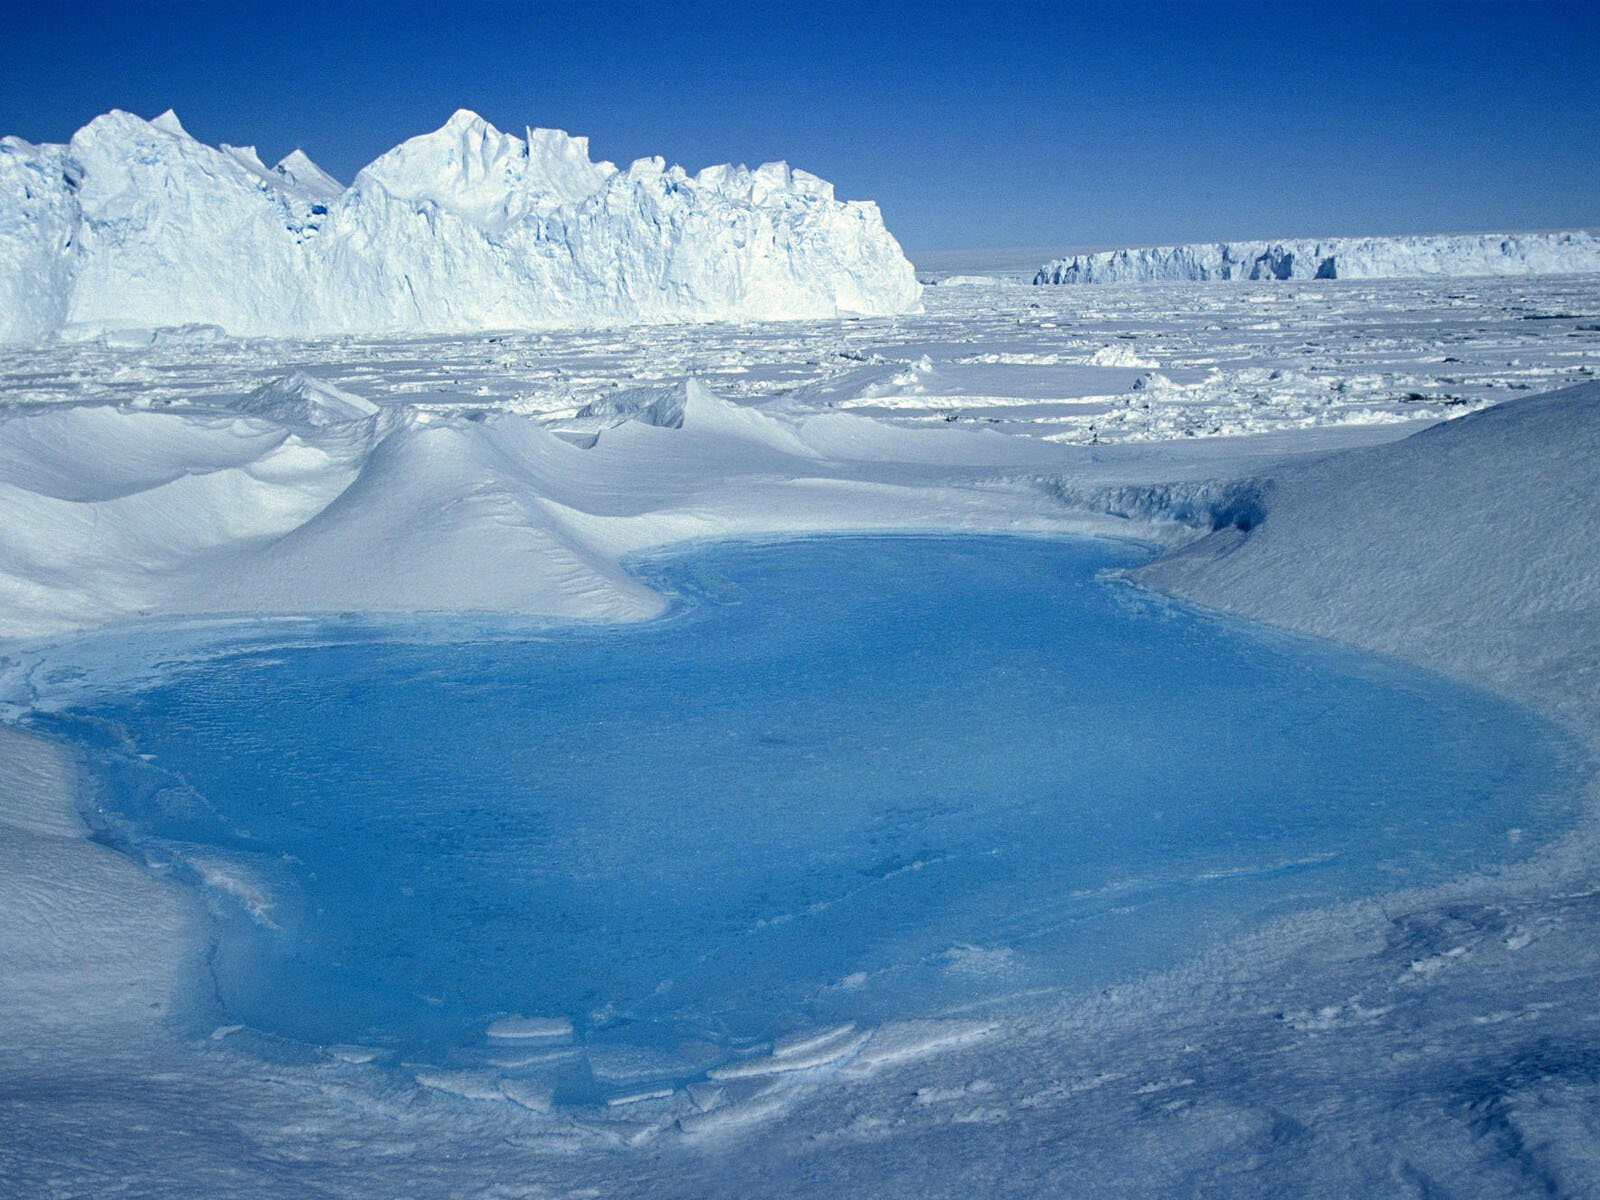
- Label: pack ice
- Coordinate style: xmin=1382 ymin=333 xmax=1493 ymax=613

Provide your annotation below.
xmin=1034 ymin=229 xmax=1600 ymax=284
xmin=0 ymin=109 xmax=921 ymax=341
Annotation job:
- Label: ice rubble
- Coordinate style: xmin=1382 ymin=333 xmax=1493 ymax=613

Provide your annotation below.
xmin=0 ymin=108 xmax=920 ymax=341
xmin=1034 ymin=229 xmax=1600 ymax=284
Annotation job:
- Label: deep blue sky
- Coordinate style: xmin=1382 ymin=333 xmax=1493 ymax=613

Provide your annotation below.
xmin=5 ymin=1 xmax=1597 ymax=251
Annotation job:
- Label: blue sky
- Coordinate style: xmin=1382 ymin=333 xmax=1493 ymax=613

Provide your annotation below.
xmin=5 ymin=1 xmax=1597 ymax=250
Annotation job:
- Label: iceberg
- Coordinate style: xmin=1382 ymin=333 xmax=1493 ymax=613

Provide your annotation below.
xmin=1034 ymin=229 xmax=1600 ymax=284
xmin=0 ymin=109 xmax=921 ymax=341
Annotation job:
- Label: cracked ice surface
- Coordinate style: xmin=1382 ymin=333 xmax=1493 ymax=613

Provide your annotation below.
xmin=3 ymin=273 xmax=1596 ymax=443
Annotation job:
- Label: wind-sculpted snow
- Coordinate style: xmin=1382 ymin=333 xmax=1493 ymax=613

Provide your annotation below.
xmin=1035 ymin=229 xmax=1600 ymax=285
xmin=0 ymin=376 xmax=1110 ymax=640
xmin=1139 ymin=379 xmax=1600 ymax=726
xmin=0 ymin=108 xmax=920 ymax=341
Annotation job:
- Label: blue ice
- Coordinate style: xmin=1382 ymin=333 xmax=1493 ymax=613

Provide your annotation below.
xmin=45 ymin=535 xmax=1583 ymax=1095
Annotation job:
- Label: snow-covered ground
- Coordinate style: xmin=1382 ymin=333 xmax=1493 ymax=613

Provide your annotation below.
xmin=3 ymin=270 xmax=1600 ymax=1196
xmin=2 ymin=273 xmax=1595 ymax=637
xmin=1033 ymin=229 xmax=1600 ymax=285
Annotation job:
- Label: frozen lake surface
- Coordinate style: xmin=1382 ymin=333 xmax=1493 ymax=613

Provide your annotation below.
xmin=38 ymin=535 xmax=1582 ymax=1100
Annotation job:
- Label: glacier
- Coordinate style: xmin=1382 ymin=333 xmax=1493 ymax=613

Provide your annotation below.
xmin=1033 ymin=229 xmax=1600 ymax=285
xmin=0 ymin=109 xmax=921 ymax=341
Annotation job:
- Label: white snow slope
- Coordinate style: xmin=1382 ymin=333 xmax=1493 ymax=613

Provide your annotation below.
xmin=1035 ymin=229 xmax=1600 ymax=284
xmin=1138 ymin=380 xmax=1600 ymax=728
xmin=0 ymin=378 xmax=1162 ymax=641
xmin=0 ymin=109 xmax=920 ymax=341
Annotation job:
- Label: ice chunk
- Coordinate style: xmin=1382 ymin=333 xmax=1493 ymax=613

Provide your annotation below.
xmin=413 ymin=1068 xmax=503 ymax=1101
xmin=484 ymin=1014 xmax=572 ymax=1041
xmin=605 ymin=1085 xmax=675 ymax=1107
xmin=234 ymin=373 xmax=379 ymax=429
xmin=707 ymin=1027 xmax=870 ymax=1079
xmin=677 ymin=1083 xmax=794 ymax=1136
xmin=843 ymin=1020 xmax=998 ymax=1074
xmin=771 ymin=1022 xmax=858 ymax=1059
xmin=684 ymin=1082 xmax=726 ymax=1112
xmin=586 ymin=1040 xmax=721 ymax=1083
xmin=324 ymin=1044 xmax=383 ymax=1064
xmin=497 ymin=1077 xmax=553 ymax=1112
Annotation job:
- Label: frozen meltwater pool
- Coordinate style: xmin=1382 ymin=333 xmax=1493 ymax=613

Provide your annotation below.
xmin=34 ymin=535 xmax=1584 ymax=1097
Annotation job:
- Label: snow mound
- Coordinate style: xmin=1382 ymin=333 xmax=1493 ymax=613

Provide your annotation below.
xmin=0 ymin=109 xmax=921 ymax=342
xmin=0 ymin=726 xmax=201 ymax=1042
xmin=177 ymin=412 xmax=666 ymax=623
xmin=234 ymin=373 xmax=379 ymax=428
xmin=1035 ymin=229 xmax=1600 ymax=284
xmin=0 ymin=376 xmax=1124 ymax=641
xmin=1139 ymin=381 xmax=1600 ymax=724
xmin=594 ymin=378 xmax=823 ymax=459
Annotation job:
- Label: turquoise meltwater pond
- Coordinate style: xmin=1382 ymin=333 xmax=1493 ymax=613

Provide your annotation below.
xmin=34 ymin=535 xmax=1584 ymax=1097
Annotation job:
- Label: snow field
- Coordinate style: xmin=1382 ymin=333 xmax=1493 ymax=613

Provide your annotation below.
xmin=0 ymin=264 xmax=1598 ymax=1196
xmin=7 ymin=271 xmax=1594 ymax=447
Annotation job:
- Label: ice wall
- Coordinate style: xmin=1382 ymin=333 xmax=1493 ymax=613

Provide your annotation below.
xmin=0 ymin=138 xmax=77 ymax=341
xmin=0 ymin=109 xmax=921 ymax=341
xmin=1034 ymin=229 xmax=1600 ymax=284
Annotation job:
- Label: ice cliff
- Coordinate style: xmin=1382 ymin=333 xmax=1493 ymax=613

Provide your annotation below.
xmin=1034 ymin=229 xmax=1600 ymax=284
xmin=0 ymin=109 xmax=921 ymax=341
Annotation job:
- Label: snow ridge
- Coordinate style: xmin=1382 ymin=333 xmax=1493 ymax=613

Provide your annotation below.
xmin=1138 ymin=380 xmax=1600 ymax=726
xmin=0 ymin=109 xmax=921 ymax=341
xmin=1034 ymin=229 xmax=1600 ymax=285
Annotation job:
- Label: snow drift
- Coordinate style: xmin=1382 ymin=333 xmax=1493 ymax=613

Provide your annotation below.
xmin=0 ymin=376 xmax=1103 ymax=641
xmin=1034 ymin=229 xmax=1600 ymax=284
xmin=0 ymin=109 xmax=921 ymax=341
xmin=1138 ymin=380 xmax=1600 ymax=727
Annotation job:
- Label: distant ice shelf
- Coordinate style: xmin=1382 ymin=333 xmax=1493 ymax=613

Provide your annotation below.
xmin=1033 ymin=229 xmax=1600 ymax=284
xmin=0 ymin=109 xmax=921 ymax=342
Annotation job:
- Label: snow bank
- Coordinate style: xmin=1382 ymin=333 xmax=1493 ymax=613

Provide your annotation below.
xmin=0 ymin=378 xmax=1138 ymax=641
xmin=0 ymin=726 xmax=202 ymax=1048
xmin=1138 ymin=380 xmax=1600 ymax=728
xmin=1035 ymin=229 xmax=1600 ymax=284
xmin=0 ymin=108 xmax=921 ymax=341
